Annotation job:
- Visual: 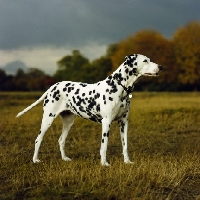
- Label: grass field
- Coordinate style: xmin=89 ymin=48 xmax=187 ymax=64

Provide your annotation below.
xmin=0 ymin=92 xmax=200 ymax=200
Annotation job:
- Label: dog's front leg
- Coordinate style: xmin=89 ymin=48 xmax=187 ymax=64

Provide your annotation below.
xmin=100 ymin=118 xmax=112 ymax=166
xmin=118 ymin=114 xmax=133 ymax=164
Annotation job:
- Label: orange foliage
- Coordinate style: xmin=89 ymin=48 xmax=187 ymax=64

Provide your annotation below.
xmin=173 ymin=21 xmax=200 ymax=85
xmin=111 ymin=21 xmax=200 ymax=87
xmin=111 ymin=30 xmax=176 ymax=83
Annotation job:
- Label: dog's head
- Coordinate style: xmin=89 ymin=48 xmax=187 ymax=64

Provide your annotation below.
xmin=124 ymin=54 xmax=162 ymax=77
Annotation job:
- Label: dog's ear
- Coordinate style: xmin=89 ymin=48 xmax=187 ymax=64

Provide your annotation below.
xmin=124 ymin=54 xmax=137 ymax=67
xmin=132 ymin=67 xmax=137 ymax=74
xmin=124 ymin=55 xmax=138 ymax=76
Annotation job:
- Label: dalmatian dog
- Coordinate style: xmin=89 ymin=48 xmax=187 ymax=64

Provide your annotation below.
xmin=16 ymin=54 xmax=162 ymax=166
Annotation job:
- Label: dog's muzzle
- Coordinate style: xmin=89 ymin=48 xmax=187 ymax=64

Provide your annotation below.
xmin=144 ymin=65 xmax=162 ymax=77
xmin=156 ymin=65 xmax=163 ymax=75
xmin=158 ymin=65 xmax=162 ymax=71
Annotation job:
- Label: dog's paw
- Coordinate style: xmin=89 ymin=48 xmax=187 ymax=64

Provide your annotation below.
xmin=101 ymin=161 xmax=110 ymax=166
xmin=62 ymin=157 xmax=72 ymax=162
xmin=33 ymin=158 xmax=41 ymax=163
xmin=124 ymin=160 xmax=134 ymax=164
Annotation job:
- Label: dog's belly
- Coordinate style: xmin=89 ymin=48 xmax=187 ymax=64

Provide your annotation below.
xmin=66 ymin=101 xmax=103 ymax=123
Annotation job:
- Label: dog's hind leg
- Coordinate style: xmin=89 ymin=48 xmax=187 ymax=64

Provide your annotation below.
xmin=58 ymin=111 xmax=75 ymax=161
xmin=33 ymin=111 xmax=58 ymax=163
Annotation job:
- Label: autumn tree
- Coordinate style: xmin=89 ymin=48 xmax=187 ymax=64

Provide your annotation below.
xmin=106 ymin=43 xmax=118 ymax=57
xmin=111 ymin=30 xmax=177 ymax=90
xmin=173 ymin=21 xmax=200 ymax=88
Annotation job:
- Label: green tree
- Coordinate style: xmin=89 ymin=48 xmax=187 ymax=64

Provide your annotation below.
xmin=54 ymin=50 xmax=89 ymax=81
xmin=81 ymin=56 xmax=112 ymax=83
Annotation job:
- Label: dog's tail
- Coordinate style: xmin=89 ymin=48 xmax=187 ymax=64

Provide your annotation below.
xmin=16 ymin=91 xmax=48 ymax=118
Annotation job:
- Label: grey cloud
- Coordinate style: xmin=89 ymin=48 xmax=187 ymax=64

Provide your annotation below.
xmin=0 ymin=0 xmax=199 ymax=50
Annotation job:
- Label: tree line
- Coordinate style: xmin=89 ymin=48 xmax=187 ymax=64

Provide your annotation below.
xmin=0 ymin=68 xmax=55 ymax=91
xmin=1 ymin=21 xmax=200 ymax=91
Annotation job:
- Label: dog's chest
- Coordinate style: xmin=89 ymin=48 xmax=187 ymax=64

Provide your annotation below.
xmin=112 ymin=98 xmax=130 ymax=120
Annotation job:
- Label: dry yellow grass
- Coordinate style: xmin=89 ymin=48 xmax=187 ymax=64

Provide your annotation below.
xmin=0 ymin=92 xmax=200 ymax=199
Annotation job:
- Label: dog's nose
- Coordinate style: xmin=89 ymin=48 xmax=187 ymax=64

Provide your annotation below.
xmin=158 ymin=65 xmax=162 ymax=71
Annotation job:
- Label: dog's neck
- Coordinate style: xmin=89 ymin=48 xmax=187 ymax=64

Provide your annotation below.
xmin=111 ymin=63 xmax=142 ymax=95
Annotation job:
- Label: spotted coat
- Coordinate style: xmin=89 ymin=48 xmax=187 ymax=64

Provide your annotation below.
xmin=16 ymin=54 xmax=162 ymax=166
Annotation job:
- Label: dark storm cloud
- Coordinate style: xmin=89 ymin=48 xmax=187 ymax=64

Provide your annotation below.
xmin=0 ymin=0 xmax=199 ymax=50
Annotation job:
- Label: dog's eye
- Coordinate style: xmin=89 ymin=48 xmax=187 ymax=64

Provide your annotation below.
xmin=143 ymin=59 xmax=148 ymax=63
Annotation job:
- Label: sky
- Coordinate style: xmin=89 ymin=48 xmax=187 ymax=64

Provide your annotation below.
xmin=0 ymin=0 xmax=199 ymax=75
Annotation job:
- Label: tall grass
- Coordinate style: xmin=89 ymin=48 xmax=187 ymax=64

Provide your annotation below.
xmin=0 ymin=92 xmax=200 ymax=199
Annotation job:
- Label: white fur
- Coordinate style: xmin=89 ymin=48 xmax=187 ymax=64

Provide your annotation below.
xmin=16 ymin=54 xmax=162 ymax=166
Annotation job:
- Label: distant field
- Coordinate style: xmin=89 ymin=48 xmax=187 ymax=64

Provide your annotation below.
xmin=0 ymin=92 xmax=200 ymax=199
